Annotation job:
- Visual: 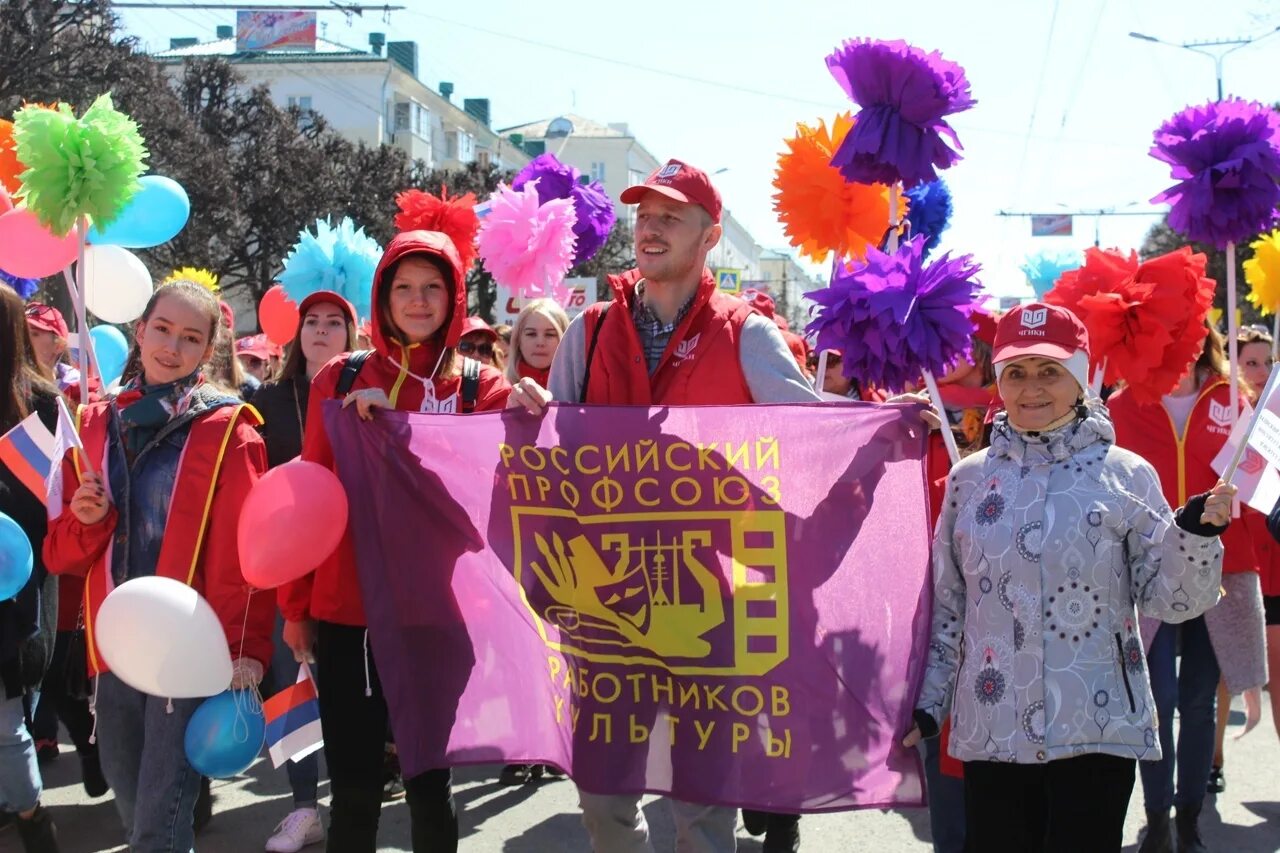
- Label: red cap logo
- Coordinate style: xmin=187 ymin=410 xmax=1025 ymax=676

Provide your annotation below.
xmin=993 ymin=302 xmax=1090 ymax=364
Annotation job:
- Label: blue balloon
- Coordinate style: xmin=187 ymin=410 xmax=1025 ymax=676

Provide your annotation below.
xmin=87 ymin=175 xmax=190 ymax=249
xmin=184 ymin=690 xmax=265 ymax=778
xmin=0 ymin=513 xmax=33 ymax=601
xmin=89 ymin=324 xmax=129 ymax=387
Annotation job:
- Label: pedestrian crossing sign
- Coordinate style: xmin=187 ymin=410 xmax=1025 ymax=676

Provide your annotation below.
xmin=715 ymin=269 xmax=742 ymax=292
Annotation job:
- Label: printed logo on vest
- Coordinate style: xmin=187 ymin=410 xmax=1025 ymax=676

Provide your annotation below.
xmin=1208 ymin=400 xmax=1234 ymax=430
xmin=420 ymin=385 xmax=458 ymax=414
xmin=672 ymin=333 xmax=700 ymax=365
xmin=1021 ymin=308 xmax=1048 ymax=329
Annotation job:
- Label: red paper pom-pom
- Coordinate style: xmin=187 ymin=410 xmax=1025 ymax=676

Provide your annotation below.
xmin=1046 ymin=247 xmax=1214 ymax=404
xmin=393 ymin=187 xmax=479 ymax=272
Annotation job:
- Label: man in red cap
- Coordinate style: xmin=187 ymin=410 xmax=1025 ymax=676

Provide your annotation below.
xmin=509 ymin=159 xmax=818 ymax=853
xmin=235 ymin=334 xmax=274 ymax=383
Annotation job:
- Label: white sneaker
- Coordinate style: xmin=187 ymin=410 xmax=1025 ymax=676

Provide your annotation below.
xmin=265 ymin=807 xmax=325 ymax=852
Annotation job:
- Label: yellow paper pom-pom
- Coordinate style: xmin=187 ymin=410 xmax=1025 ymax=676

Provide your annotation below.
xmin=162 ymin=267 xmax=219 ymax=293
xmin=1244 ymin=230 xmax=1280 ymax=317
xmin=772 ymin=114 xmax=902 ymax=264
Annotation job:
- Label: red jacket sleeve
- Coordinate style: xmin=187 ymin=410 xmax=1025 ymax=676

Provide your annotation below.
xmin=200 ymin=418 xmax=275 ymax=667
xmin=41 ymin=452 xmax=117 ymax=578
xmin=277 ymin=360 xmax=342 ymax=622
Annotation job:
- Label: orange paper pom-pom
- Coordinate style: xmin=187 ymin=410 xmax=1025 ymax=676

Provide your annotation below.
xmin=1046 ymin=247 xmax=1214 ymax=404
xmin=772 ymin=114 xmax=900 ymax=263
xmin=393 ymin=186 xmax=480 ymax=272
xmin=0 ymin=119 xmax=22 ymax=195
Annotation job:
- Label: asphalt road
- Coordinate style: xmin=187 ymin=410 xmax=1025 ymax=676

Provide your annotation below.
xmin=9 ymin=694 xmax=1279 ymax=852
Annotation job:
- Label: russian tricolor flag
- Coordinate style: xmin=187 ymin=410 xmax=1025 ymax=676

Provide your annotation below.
xmin=263 ymin=663 xmax=323 ymax=769
xmin=0 ymin=410 xmax=57 ymax=502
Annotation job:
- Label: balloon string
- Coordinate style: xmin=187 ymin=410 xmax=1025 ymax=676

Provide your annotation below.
xmin=230 ymin=591 xmax=260 ymax=744
xmin=87 ymin=675 xmax=99 ymax=745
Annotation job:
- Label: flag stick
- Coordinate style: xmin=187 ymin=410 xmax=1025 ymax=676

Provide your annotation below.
xmin=923 ymin=369 xmax=961 ymax=465
xmin=814 ymin=350 xmax=829 ymax=393
xmin=1227 ymin=241 xmax=1240 ymax=429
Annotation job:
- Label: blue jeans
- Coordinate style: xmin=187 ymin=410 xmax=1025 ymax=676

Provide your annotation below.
xmin=265 ymin=612 xmax=320 ymax=807
xmin=1139 ymin=616 xmax=1219 ymax=812
xmin=923 ymin=734 xmax=965 ymax=853
xmin=0 ymin=693 xmax=41 ymax=813
xmin=96 ymin=673 xmax=202 ymax=852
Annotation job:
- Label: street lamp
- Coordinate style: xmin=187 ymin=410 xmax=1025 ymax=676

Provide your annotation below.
xmin=1128 ymin=27 xmax=1280 ymax=101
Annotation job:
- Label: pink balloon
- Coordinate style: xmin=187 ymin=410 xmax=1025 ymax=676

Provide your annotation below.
xmin=238 ymin=460 xmax=349 ymax=589
xmin=0 ymin=208 xmax=78 ymax=277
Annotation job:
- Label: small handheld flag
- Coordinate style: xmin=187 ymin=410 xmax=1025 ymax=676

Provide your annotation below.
xmin=263 ymin=663 xmax=323 ymax=769
xmin=0 ymin=410 xmax=57 ymax=501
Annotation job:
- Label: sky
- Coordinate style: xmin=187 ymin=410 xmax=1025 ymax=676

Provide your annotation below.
xmin=116 ymin=0 xmax=1280 ymax=298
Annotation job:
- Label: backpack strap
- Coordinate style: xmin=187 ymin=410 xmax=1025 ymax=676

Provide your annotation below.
xmin=460 ymin=357 xmax=481 ymax=413
xmin=335 ymin=350 xmax=373 ymax=397
xmin=579 ymin=303 xmax=611 ymax=405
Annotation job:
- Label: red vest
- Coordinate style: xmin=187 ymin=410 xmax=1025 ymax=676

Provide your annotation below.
xmin=72 ymin=402 xmax=262 ymax=675
xmin=1109 ymin=380 xmax=1258 ymax=575
xmin=581 ymin=268 xmax=754 ymax=405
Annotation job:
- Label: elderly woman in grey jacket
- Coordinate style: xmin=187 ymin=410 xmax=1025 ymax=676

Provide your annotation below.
xmin=903 ymin=303 xmax=1235 ymax=853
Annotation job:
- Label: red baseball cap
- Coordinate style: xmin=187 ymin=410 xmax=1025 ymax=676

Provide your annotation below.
xmin=459 ymin=316 xmax=498 ymax=341
xmin=992 ymin=302 xmax=1090 ymax=364
xmin=620 ymin=159 xmax=723 ymax=224
xmin=972 ymin=307 xmax=998 ymax=347
xmin=297 ymin=290 xmax=357 ymax=326
xmin=236 ymin=334 xmax=272 ymax=360
xmin=25 ymin=303 xmax=69 ymax=338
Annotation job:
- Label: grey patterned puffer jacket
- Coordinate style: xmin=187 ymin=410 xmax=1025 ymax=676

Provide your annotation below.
xmin=917 ymin=403 xmax=1223 ymax=764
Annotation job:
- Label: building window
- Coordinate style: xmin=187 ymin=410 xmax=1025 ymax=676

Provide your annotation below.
xmin=446 ymin=130 xmax=474 ymax=162
xmin=394 ymin=102 xmax=411 ymax=132
xmin=445 ymin=130 xmax=458 ymax=159
xmin=477 ymin=150 xmax=492 ymax=169
xmin=590 ymin=161 xmax=606 ymax=183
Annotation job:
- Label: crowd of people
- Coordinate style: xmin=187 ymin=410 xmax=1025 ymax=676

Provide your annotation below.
xmin=0 ymin=159 xmax=1275 ymax=853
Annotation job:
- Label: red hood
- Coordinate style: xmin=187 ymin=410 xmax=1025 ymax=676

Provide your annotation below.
xmin=370 ymin=231 xmax=469 ymax=359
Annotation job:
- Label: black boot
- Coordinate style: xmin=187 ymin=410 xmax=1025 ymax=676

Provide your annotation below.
xmin=1176 ymin=802 xmax=1208 ymax=853
xmin=16 ymin=806 xmax=59 ymax=853
xmin=1139 ymin=809 xmax=1174 ymax=853
xmin=193 ymin=777 xmax=213 ymax=833
xmin=79 ymin=749 xmax=108 ymax=798
xmin=762 ymin=814 xmax=801 ymax=853
xmin=741 ymin=809 xmax=768 ymax=837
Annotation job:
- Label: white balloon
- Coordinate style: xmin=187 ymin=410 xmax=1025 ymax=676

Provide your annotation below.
xmin=95 ymin=577 xmax=232 ymax=698
xmin=82 ymin=244 xmax=154 ymax=323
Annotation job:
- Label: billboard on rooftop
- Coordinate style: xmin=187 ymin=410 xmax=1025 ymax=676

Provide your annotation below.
xmin=236 ymin=10 xmax=317 ymax=51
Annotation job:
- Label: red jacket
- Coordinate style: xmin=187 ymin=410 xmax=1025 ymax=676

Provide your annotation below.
xmin=278 ymin=231 xmax=511 ymax=626
xmin=1109 ymin=379 xmax=1258 ymax=575
xmin=43 ymin=400 xmax=273 ymax=675
xmin=580 ymin=268 xmax=754 ymax=405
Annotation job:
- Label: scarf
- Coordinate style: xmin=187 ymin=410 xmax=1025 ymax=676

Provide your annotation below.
xmin=517 ymin=360 xmax=550 ymax=388
xmin=114 ymin=371 xmax=203 ymax=458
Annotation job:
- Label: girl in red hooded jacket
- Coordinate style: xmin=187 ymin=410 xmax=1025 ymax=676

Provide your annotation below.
xmin=43 ymin=279 xmax=273 ymax=852
xmin=279 ymin=230 xmax=509 ymax=853
xmin=1109 ymin=325 xmax=1263 ymax=852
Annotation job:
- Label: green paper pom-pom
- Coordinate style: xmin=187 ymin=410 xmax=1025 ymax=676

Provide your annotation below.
xmin=13 ymin=94 xmax=148 ymax=237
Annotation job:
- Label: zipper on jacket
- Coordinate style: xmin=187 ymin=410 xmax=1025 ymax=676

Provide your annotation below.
xmin=1114 ymin=633 xmax=1137 ymax=714
xmin=1158 ymin=381 xmax=1223 ymax=505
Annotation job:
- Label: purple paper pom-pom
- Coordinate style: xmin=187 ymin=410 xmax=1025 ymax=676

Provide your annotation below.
xmin=0 ymin=268 xmax=40 ymax=300
xmin=825 ymin=39 xmax=975 ymax=188
xmin=513 ymin=153 xmax=617 ymax=265
xmin=805 ymin=235 xmax=983 ymax=393
xmin=1150 ymin=99 xmax=1280 ymax=249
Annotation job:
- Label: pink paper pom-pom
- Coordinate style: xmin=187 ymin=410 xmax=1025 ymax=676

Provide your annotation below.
xmin=477 ymin=181 xmax=578 ymax=298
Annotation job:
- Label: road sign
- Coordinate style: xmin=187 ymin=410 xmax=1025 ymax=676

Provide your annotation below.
xmin=715 ymin=268 xmax=742 ymax=292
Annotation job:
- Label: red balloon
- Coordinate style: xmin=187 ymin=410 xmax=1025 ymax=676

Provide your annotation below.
xmin=259 ymin=284 xmax=300 ymax=345
xmin=0 ymin=207 xmax=79 ymax=278
xmin=237 ymin=460 xmax=348 ymax=589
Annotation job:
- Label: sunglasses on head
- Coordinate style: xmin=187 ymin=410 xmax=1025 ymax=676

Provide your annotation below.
xmin=457 ymin=340 xmax=494 ymax=358
xmin=25 ymin=305 xmax=54 ymax=320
